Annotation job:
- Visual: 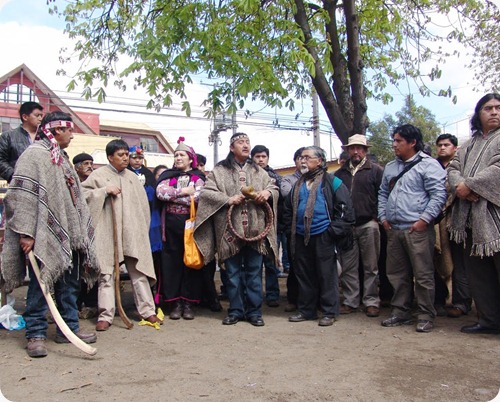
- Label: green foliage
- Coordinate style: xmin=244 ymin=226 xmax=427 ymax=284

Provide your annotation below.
xmin=367 ymin=96 xmax=441 ymax=166
xmin=50 ymin=0 xmax=498 ymax=141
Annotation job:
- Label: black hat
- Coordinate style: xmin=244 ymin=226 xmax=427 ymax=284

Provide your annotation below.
xmin=72 ymin=153 xmax=94 ymax=165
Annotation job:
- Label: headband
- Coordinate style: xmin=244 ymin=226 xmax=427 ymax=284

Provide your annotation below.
xmin=41 ymin=120 xmax=74 ymax=166
xmin=230 ymin=133 xmax=249 ymax=145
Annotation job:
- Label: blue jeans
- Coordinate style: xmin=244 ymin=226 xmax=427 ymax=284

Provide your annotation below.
xmin=264 ymin=256 xmax=280 ymax=302
xmin=278 ymin=231 xmax=289 ymax=268
xmin=24 ymin=253 xmax=81 ymax=339
xmin=224 ymin=246 xmax=263 ymax=318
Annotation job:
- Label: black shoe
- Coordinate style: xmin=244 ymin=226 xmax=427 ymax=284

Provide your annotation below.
xmin=318 ymin=316 xmax=335 ymax=326
xmin=247 ymin=316 xmax=265 ymax=327
xmin=266 ymin=300 xmax=280 ymax=308
xmin=381 ymin=315 xmax=413 ymax=327
xmin=209 ymin=300 xmax=223 ymax=312
xmin=289 ymin=313 xmax=316 ymax=322
xmin=461 ymin=323 xmax=500 ymax=334
xmin=416 ymin=319 xmax=433 ymax=333
xmin=182 ymin=302 xmax=194 ymax=320
xmin=170 ymin=301 xmax=182 ymax=320
xmin=222 ymin=315 xmax=240 ymax=325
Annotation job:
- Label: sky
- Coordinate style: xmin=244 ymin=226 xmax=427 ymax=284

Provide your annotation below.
xmin=0 ymin=0 xmax=496 ymax=169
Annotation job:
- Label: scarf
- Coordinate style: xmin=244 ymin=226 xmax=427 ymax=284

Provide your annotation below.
xmin=447 ymin=127 xmax=500 ymax=257
xmin=290 ymin=167 xmax=325 ymax=253
xmin=35 ymin=120 xmax=74 ymax=166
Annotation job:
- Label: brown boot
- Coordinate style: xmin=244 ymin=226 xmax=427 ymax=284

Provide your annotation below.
xmin=170 ymin=301 xmax=182 ymax=320
xmin=27 ymin=338 xmax=48 ymax=358
xmin=182 ymin=302 xmax=194 ymax=320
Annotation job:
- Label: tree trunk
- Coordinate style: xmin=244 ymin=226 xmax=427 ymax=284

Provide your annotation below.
xmin=294 ymin=0 xmax=368 ymax=144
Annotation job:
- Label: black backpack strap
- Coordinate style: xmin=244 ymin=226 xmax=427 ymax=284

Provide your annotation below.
xmin=388 ymin=156 xmax=422 ymax=193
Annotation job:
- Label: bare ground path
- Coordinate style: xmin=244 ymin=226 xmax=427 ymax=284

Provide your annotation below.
xmin=1 ymin=281 xmax=499 ymax=402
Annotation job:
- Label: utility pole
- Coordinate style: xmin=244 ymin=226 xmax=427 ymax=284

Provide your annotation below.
xmin=208 ymin=83 xmax=238 ymax=164
xmin=312 ymin=87 xmax=320 ymax=147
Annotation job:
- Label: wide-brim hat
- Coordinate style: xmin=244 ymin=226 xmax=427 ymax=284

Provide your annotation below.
xmin=342 ymin=134 xmax=371 ymax=149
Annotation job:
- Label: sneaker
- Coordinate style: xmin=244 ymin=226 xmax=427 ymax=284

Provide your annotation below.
xmin=27 ymin=338 xmax=48 ymax=358
xmin=416 ymin=319 xmax=434 ymax=333
xmin=381 ymin=315 xmax=414 ymax=327
xmin=318 ymin=316 xmax=335 ymax=326
xmin=55 ymin=330 xmax=97 ymax=344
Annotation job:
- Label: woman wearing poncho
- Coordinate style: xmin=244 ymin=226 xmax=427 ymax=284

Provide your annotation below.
xmin=156 ymin=137 xmax=205 ymax=320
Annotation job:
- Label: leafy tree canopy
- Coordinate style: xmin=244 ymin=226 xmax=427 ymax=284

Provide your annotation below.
xmin=48 ymin=0 xmax=498 ymax=144
xmin=368 ymin=95 xmax=441 ymax=165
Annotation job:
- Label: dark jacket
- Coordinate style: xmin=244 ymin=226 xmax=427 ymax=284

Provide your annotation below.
xmin=264 ymin=165 xmax=285 ymax=232
xmin=283 ymin=171 xmax=355 ymax=251
xmin=0 ymin=126 xmax=32 ymax=182
xmin=335 ymin=158 xmax=383 ymax=226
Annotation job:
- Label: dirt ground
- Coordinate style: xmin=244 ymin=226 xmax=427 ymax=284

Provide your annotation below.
xmin=0 ymin=278 xmax=499 ymax=402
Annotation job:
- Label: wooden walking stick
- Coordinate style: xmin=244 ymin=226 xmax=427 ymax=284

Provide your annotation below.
xmin=27 ymin=252 xmax=97 ymax=356
xmin=109 ymin=196 xmax=133 ymax=329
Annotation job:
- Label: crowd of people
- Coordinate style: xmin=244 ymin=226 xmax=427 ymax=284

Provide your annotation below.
xmin=0 ymin=92 xmax=499 ymax=358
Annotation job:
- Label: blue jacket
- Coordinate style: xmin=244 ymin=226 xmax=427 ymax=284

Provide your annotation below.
xmin=378 ymin=151 xmax=447 ymax=229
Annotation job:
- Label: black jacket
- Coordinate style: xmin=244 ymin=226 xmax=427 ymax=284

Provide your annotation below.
xmin=0 ymin=126 xmax=32 ymax=182
xmin=334 ymin=159 xmax=383 ymax=226
xmin=283 ymin=171 xmax=355 ymax=250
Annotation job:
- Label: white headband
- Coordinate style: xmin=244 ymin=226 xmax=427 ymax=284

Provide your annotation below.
xmin=230 ymin=134 xmax=249 ymax=145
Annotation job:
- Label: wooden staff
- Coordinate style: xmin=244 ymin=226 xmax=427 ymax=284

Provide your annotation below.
xmin=28 ymin=252 xmax=97 ymax=356
xmin=109 ymin=196 xmax=133 ymax=329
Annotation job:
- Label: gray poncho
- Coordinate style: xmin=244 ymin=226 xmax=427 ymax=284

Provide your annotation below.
xmin=447 ymin=127 xmax=500 ymax=257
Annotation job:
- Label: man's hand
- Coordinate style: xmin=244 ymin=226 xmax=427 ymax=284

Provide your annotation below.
xmin=455 ymin=182 xmax=479 ymax=202
xmin=381 ymin=220 xmax=392 ymax=231
xmin=20 ymin=236 xmax=34 ymax=255
xmin=409 ymin=219 xmax=428 ymax=233
xmin=228 ymin=194 xmax=246 ymax=205
xmin=105 ymin=185 xmax=121 ymax=196
xmin=253 ymin=190 xmax=271 ymax=205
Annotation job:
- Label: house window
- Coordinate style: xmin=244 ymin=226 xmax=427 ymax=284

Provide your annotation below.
xmin=0 ymin=84 xmax=39 ymax=104
xmin=1 ymin=118 xmax=19 ymax=133
xmin=140 ymin=137 xmax=158 ymax=152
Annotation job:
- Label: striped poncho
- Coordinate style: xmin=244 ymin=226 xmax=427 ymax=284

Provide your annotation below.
xmin=0 ymin=138 xmax=100 ymax=292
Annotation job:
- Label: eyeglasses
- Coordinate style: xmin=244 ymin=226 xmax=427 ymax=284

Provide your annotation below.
xmin=299 ymin=155 xmax=319 ymax=161
xmin=481 ymin=105 xmax=500 ymax=113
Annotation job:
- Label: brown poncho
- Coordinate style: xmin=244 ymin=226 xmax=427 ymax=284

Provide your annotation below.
xmin=1 ymin=138 xmax=100 ymax=292
xmin=194 ymin=161 xmax=278 ymax=264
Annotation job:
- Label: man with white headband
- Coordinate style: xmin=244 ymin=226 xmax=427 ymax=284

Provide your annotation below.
xmin=1 ymin=111 xmax=100 ymax=358
xmin=194 ymin=132 xmax=279 ymax=327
